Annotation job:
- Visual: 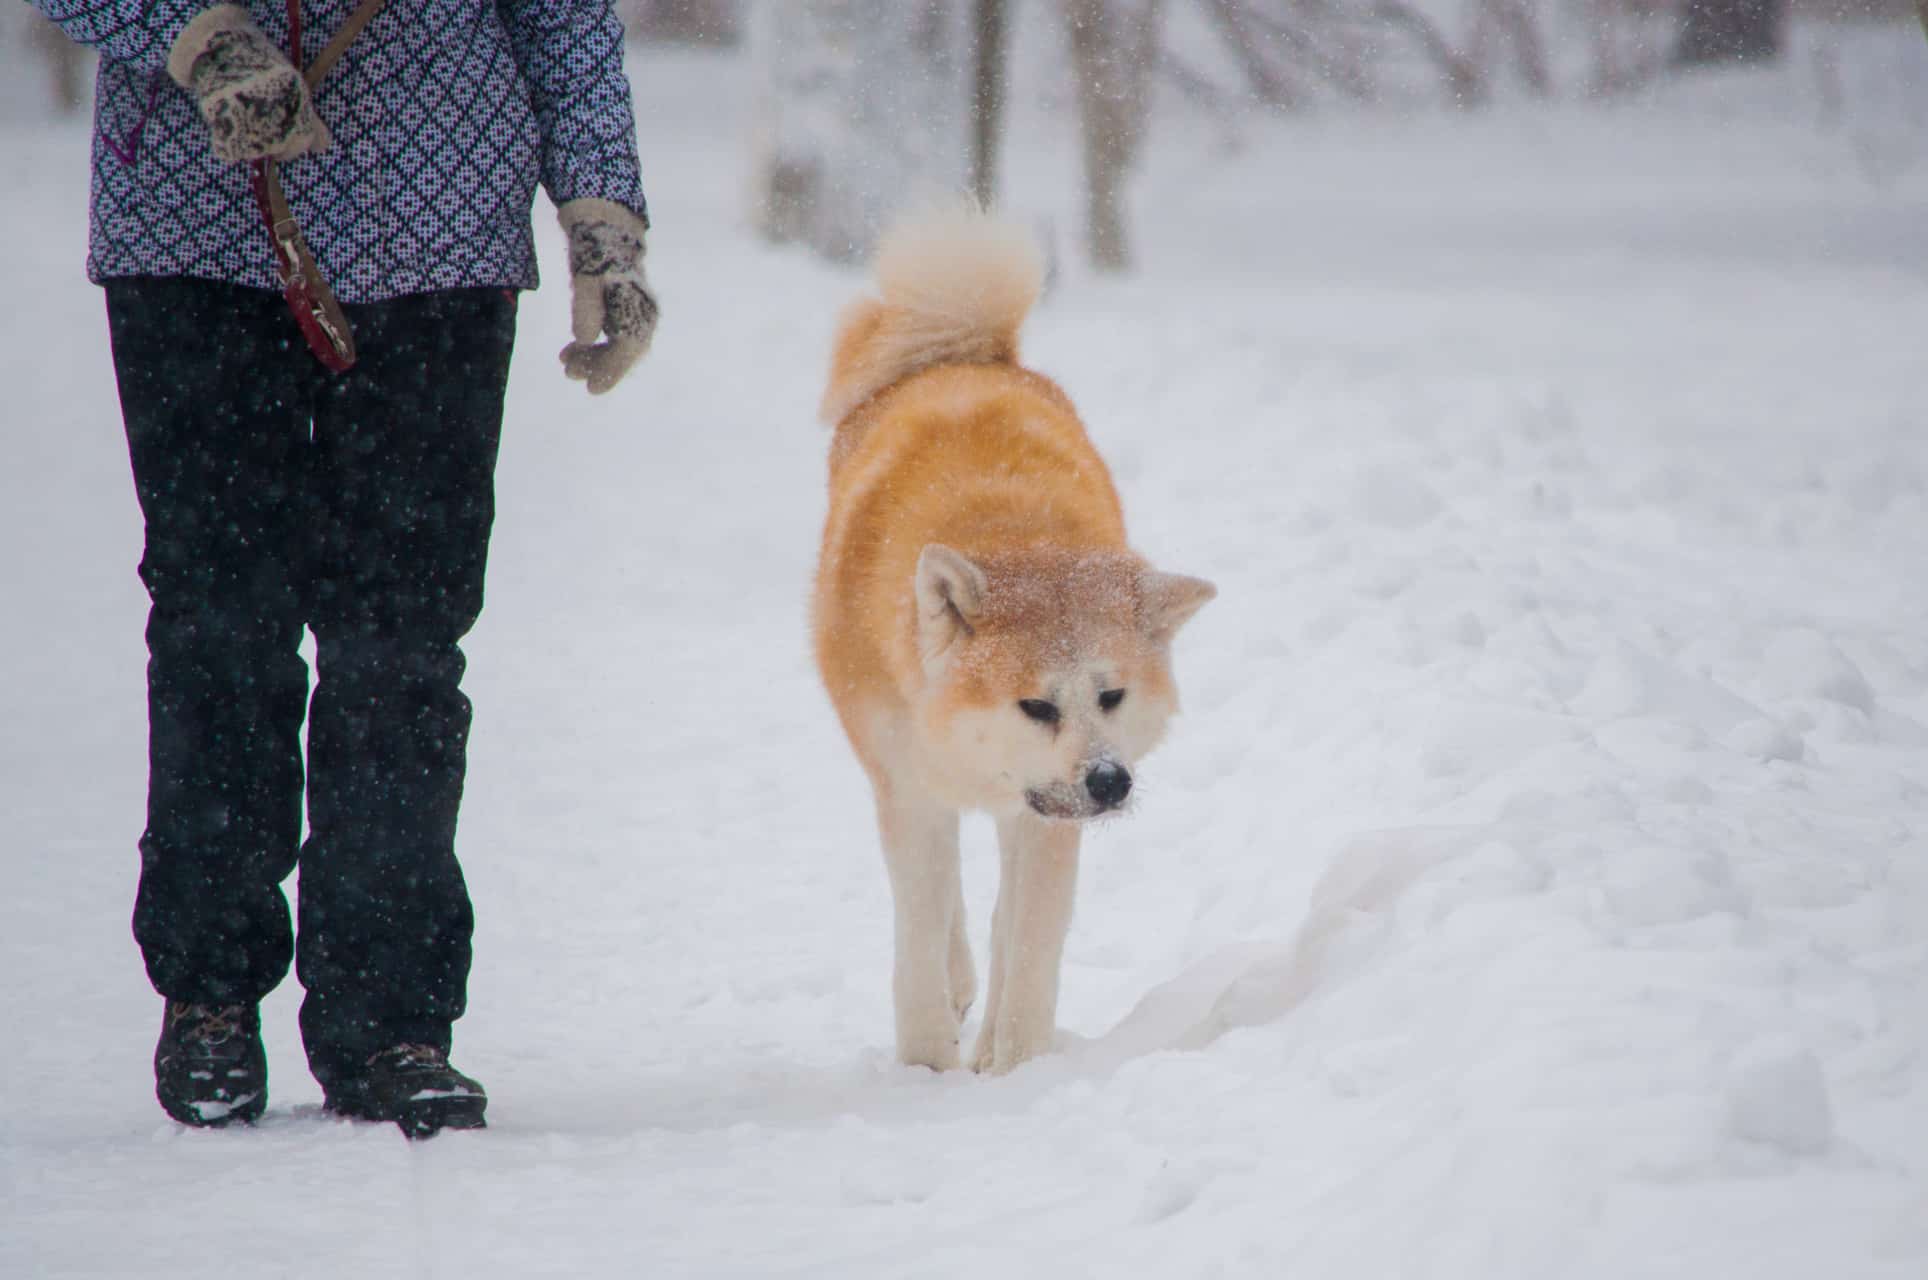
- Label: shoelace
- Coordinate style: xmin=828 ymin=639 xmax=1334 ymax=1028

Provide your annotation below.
xmin=170 ymin=1003 xmax=250 ymax=1045
xmin=368 ymin=1043 xmax=448 ymax=1072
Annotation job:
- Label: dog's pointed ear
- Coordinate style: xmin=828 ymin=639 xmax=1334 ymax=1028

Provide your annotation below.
xmin=915 ymin=544 xmax=988 ymax=665
xmin=1140 ymin=570 xmax=1216 ymax=644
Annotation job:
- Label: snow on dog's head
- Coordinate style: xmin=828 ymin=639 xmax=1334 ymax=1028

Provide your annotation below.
xmin=909 ymin=544 xmax=1213 ymax=821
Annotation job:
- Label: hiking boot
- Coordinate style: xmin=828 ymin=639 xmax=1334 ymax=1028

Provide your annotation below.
xmin=325 ymin=1044 xmax=486 ymax=1138
xmin=154 ymin=1002 xmax=267 ymax=1127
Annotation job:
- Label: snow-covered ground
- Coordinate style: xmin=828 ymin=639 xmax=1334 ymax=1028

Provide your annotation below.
xmin=4 ymin=27 xmax=1927 ymax=1280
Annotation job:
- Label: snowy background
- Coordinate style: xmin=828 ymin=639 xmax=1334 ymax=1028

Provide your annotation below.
xmin=4 ymin=12 xmax=1928 ymax=1279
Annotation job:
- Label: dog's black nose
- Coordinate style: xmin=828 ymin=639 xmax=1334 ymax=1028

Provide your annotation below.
xmin=1085 ymin=762 xmax=1132 ymax=809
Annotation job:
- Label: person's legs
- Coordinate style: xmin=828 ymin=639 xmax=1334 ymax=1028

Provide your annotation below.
xmin=110 ymin=277 xmax=316 ymax=1008
xmin=107 ymin=277 xmax=317 ymax=1123
xmin=296 ymin=289 xmax=515 ymax=1119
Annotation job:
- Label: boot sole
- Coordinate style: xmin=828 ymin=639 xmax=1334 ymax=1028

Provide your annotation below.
xmin=326 ymin=1091 xmax=487 ymax=1138
xmin=158 ymin=1088 xmax=267 ymax=1129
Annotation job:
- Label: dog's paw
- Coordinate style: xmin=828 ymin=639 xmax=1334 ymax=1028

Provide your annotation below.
xmin=897 ymin=1028 xmax=962 ymax=1073
xmin=967 ymin=1028 xmax=998 ymax=1075
xmin=968 ymin=1023 xmax=1052 ymax=1076
xmin=971 ymin=1025 xmax=1033 ymax=1071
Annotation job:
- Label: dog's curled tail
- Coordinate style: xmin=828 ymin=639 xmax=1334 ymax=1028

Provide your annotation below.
xmin=819 ymin=204 xmax=1045 ymax=426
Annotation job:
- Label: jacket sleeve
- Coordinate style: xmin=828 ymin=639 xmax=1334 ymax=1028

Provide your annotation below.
xmin=27 ymin=0 xmax=211 ymax=71
xmin=497 ymin=0 xmax=649 ymax=225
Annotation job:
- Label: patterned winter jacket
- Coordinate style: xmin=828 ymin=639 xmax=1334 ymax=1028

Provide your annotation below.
xmin=32 ymin=0 xmax=648 ymax=302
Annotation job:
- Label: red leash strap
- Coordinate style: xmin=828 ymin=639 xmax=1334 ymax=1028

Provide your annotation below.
xmin=249 ymin=0 xmax=385 ymax=373
xmin=249 ymin=160 xmax=357 ymax=372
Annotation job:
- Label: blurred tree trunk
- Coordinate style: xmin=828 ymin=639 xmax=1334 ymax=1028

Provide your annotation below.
xmin=34 ymin=17 xmax=89 ymax=114
xmin=1375 ymin=0 xmax=1483 ymax=105
xmin=1061 ymin=0 xmax=1165 ymax=272
xmin=1672 ymin=0 xmax=1785 ymax=67
xmin=749 ymin=0 xmax=972 ymax=263
xmin=625 ymin=0 xmax=743 ymax=45
xmin=1199 ymin=0 xmax=1300 ymax=109
xmin=1473 ymin=0 xmax=1550 ymax=96
xmin=970 ymin=0 xmax=1011 ymax=208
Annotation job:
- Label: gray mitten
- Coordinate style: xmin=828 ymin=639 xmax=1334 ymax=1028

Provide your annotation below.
xmin=167 ymin=5 xmax=330 ymax=165
xmin=558 ymin=198 xmax=659 ymax=395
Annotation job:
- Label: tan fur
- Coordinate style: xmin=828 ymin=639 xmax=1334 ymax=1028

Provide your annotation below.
xmin=813 ymin=207 xmax=1214 ymax=1075
xmin=818 ymin=204 xmax=1044 ymax=427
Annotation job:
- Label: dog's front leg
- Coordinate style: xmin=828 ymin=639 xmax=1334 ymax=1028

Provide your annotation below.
xmin=972 ymin=812 xmax=1080 ymax=1075
xmin=877 ymin=788 xmax=965 ymax=1070
xmin=968 ymin=836 xmax=1019 ymax=1073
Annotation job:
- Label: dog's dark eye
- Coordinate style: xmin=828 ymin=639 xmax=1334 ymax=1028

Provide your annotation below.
xmin=1099 ymin=689 xmax=1126 ymax=712
xmin=1018 ymin=699 xmax=1060 ymax=725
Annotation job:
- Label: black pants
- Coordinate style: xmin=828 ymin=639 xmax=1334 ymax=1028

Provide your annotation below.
xmin=106 ymin=278 xmax=516 ymax=1092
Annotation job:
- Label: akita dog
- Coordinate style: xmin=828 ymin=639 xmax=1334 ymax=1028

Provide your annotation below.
xmin=812 ymin=207 xmax=1215 ymax=1075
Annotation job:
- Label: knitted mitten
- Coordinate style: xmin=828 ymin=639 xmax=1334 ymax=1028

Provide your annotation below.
xmin=168 ymin=5 xmax=329 ymax=164
xmin=557 ymin=198 xmax=659 ymax=395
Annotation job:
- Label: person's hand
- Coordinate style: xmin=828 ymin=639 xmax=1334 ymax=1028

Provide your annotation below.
xmin=557 ymin=199 xmax=659 ymax=395
xmin=167 ymin=5 xmax=330 ymax=165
